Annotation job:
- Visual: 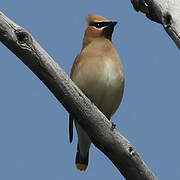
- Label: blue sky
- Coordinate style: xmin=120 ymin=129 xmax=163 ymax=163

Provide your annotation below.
xmin=0 ymin=1 xmax=179 ymax=180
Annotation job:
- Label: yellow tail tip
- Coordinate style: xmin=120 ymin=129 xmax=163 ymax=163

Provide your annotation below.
xmin=76 ymin=163 xmax=87 ymax=171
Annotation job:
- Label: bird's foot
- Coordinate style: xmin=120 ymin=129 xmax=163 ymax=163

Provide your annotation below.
xmin=111 ymin=122 xmax=116 ymax=130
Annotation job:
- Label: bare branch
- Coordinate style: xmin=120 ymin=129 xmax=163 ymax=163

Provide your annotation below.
xmin=0 ymin=11 xmax=158 ymax=180
xmin=131 ymin=0 xmax=180 ymax=49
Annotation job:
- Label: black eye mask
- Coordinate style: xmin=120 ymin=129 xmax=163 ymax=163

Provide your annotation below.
xmin=89 ymin=21 xmax=113 ymax=28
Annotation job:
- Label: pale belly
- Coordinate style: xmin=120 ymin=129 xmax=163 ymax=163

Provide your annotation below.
xmin=77 ymin=58 xmax=124 ymax=119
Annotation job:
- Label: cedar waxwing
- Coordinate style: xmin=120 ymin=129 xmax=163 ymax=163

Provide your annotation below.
xmin=69 ymin=14 xmax=124 ymax=171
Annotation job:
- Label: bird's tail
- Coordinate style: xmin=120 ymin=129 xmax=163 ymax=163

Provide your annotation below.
xmin=75 ymin=145 xmax=89 ymax=171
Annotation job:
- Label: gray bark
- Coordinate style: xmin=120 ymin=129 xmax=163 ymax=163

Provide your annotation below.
xmin=0 ymin=11 xmax=158 ymax=180
xmin=131 ymin=0 xmax=180 ymax=49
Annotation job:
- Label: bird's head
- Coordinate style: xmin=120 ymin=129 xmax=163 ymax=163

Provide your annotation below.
xmin=83 ymin=14 xmax=117 ymax=47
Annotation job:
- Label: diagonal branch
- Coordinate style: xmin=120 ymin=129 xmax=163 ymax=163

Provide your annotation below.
xmin=0 ymin=11 xmax=158 ymax=180
xmin=131 ymin=0 xmax=180 ymax=49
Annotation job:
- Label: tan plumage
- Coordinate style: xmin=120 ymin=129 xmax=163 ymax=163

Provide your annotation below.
xmin=69 ymin=14 xmax=125 ymax=171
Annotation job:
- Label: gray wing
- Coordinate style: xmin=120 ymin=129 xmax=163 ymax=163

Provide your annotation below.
xmin=69 ymin=114 xmax=74 ymax=143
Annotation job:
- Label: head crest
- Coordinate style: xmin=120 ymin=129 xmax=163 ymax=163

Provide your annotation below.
xmin=86 ymin=14 xmax=110 ymax=25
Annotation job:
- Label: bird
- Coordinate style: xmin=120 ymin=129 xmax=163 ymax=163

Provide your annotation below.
xmin=69 ymin=14 xmax=125 ymax=171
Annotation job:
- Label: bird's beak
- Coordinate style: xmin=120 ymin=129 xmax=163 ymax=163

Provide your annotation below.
xmin=103 ymin=21 xmax=117 ymax=31
xmin=102 ymin=21 xmax=118 ymax=39
xmin=108 ymin=21 xmax=117 ymax=28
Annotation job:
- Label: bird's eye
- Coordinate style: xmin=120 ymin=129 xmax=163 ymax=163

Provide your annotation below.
xmin=95 ymin=23 xmax=101 ymax=28
xmin=90 ymin=21 xmax=112 ymax=28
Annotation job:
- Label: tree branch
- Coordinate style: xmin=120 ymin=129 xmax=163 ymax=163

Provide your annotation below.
xmin=0 ymin=11 xmax=158 ymax=180
xmin=131 ymin=0 xmax=180 ymax=49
